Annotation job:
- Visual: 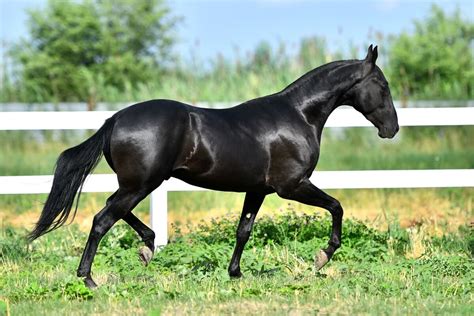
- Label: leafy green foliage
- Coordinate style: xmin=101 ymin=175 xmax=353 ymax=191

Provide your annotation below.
xmin=6 ymin=0 xmax=178 ymax=106
xmin=387 ymin=5 xmax=474 ymax=100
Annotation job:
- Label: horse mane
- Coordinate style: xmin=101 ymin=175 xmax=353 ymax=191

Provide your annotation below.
xmin=281 ymin=59 xmax=362 ymax=96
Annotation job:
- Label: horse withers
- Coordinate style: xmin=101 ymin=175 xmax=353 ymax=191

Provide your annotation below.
xmin=29 ymin=45 xmax=399 ymax=288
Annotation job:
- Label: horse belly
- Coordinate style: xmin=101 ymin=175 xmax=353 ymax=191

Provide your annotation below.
xmin=173 ymin=172 xmax=266 ymax=192
xmin=172 ymin=142 xmax=268 ymax=192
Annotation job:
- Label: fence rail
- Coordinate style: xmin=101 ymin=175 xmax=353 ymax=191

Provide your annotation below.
xmin=2 ymin=170 xmax=474 ymax=195
xmin=1 ymin=107 xmax=473 ymax=247
xmin=1 ymin=107 xmax=474 ymax=130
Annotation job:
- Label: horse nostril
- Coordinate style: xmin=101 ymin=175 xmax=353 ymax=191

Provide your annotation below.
xmin=396 ymin=125 xmax=400 ymax=133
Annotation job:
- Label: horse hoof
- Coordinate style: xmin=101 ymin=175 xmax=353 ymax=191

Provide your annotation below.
xmin=315 ymin=249 xmax=329 ymax=270
xmin=84 ymin=277 xmax=98 ymax=289
xmin=139 ymin=246 xmax=153 ymax=266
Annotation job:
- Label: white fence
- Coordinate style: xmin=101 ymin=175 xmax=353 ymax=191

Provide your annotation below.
xmin=2 ymin=107 xmax=474 ymax=130
xmin=1 ymin=106 xmax=474 ymax=247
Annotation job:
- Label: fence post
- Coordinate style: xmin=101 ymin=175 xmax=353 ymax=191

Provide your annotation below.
xmin=150 ymin=188 xmax=168 ymax=249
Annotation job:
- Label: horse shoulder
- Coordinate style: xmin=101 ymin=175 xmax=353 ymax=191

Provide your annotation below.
xmin=264 ymin=119 xmax=320 ymax=193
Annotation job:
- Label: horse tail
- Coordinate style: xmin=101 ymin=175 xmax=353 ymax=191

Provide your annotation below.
xmin=28 ymin=117 xmax=116 ymax=241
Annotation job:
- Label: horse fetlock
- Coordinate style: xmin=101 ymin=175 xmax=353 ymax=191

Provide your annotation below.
xmin=329 ymin=239 xmax=341 ymax=249
xmin=229 ymin=268 xmax=243 ymax=278
xmin=76 ymin=268 xmax=90 ymax=278
xmin=314 ymin=249 xmax=330 ymax=270
xmin=139 ymin=246 xmax=154 ymax=266
xmin=143 ymin=232 xmax=156 ymax=244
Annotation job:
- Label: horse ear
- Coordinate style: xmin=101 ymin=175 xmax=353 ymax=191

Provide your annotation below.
xmin=362 ymin=44 xmax=377 ymax=75
xmin=365 ymin=44 xmax=373 ymax=60
xmin=372 ymin=46 xmax=378 ymax=63
xmin=364 ymin=44 xmax=378 ymax=64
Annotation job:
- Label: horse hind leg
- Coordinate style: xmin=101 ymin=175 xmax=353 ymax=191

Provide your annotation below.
xmin=102 ymin=202 xmax=155 ymax=267
xmin=123 ymin=212 xmax=155 ymax=266
xmin=102 ymin=191 xmax=155 ymax=265
xmin=109 ymin=149 xmax=173 ymax=267
xmin=76 ymin=187 xmax=151 ymax=288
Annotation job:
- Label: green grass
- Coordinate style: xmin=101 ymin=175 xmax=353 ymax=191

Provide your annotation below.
xmin=1 ymin=213 xmax=472 ymax=315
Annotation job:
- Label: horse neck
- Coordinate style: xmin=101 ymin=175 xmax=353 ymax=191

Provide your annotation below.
xmin=280 ymin=61 xmax=362 ymax=135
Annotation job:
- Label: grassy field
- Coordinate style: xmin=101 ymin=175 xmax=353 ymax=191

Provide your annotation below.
xmin=1 ymin=212 xmax=472 ymax=315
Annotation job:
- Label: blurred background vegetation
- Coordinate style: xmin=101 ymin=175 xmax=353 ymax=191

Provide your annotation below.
xmin=1 ymin=1 xmax=473 ymax=105
xmin=0 ymin=0 xmax=472 ymax=233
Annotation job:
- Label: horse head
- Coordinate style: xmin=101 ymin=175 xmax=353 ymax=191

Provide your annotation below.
xmin=344 ymin=45 xmax=399 ymax=139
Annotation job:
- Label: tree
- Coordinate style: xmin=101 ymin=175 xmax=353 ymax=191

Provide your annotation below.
xmin=10 ymin=0 xmax=179 ymax=107
xmin=388 ymin=5 xmax=474 ymax=101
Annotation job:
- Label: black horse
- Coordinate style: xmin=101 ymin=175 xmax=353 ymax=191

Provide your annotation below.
xmin=29 ymin=45 xmax=399 ymax=288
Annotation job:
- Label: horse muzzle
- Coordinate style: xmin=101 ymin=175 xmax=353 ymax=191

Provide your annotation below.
xmin=378 ymin=124 xmax=399 ymax=139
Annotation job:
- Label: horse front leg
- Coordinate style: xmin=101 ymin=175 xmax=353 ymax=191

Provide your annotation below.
xmin=277 ymin=178 xmax=343 ymax=270
xmin=228 ymin=192 xmax=265 ymax=278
